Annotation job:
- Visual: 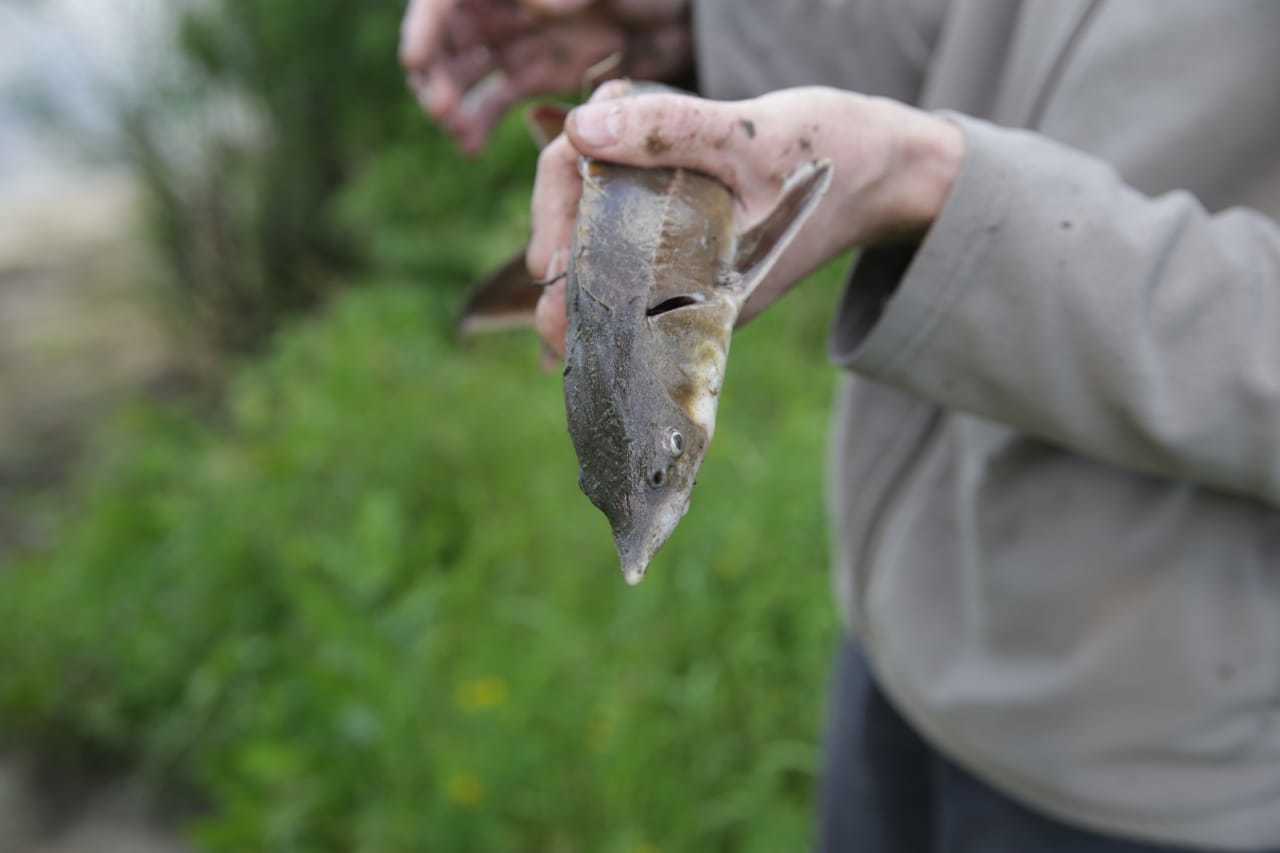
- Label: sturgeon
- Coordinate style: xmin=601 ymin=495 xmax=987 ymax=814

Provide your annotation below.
xmin=461 ymin=97 xmax=832 ymax=585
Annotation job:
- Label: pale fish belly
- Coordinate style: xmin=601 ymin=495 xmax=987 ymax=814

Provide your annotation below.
xmin=679 ymin=309 xmax=734 ymax=438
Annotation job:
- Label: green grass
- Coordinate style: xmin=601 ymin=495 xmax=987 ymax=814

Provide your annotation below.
xmin=0 ymin=261 xmax=848 ymax=850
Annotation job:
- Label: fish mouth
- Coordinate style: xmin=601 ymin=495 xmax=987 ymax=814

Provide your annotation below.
xmin=622 ymin=563 xmax=648 ymax=587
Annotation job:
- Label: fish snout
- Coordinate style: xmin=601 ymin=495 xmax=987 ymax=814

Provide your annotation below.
xmin=615 ymin=532 xmax=654 ymax=587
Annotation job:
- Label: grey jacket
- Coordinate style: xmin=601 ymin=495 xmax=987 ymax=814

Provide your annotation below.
xmin=696 ymin=1 xmax=1280 ymax=848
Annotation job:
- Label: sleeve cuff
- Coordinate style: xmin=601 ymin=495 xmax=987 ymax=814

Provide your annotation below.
xmin=829 ymin=113 xmax=1013 ymax=380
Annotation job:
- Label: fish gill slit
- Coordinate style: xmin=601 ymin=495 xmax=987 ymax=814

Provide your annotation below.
xmin=646 ymin=294 xmax=705 ymax=316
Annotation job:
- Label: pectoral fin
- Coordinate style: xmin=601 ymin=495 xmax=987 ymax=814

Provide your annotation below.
xmin=730 ymin=159 xmax=834 ymax=297
xmin=457 ymin=250 xmax=542 ymax=337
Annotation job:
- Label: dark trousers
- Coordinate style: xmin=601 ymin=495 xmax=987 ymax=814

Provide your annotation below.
xmin=818 ymin=638 xmax=1257 ymax=853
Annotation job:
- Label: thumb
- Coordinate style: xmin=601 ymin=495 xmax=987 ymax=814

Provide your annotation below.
xmin=565 ymin=93 xmax=748 ymax=189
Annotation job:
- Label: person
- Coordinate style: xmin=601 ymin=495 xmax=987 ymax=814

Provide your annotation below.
xmin=401 ymin=2 xmax=1280 ymax=850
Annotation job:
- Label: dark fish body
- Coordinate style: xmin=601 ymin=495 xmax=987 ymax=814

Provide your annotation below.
xmin=566 ymin=159 xmax=831 ymax=584
xmin=457 ymin=96 xmax=832 ymax=585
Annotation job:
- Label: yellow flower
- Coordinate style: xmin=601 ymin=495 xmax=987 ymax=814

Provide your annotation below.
xmin=454 ymin=676 xmax=509 ymax=712
xmin=446 ymin=773 xmax=485 ymax=808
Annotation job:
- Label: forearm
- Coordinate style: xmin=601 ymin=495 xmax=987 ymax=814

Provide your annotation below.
xmin=835 ymin=115 xmax=1280 ymax=506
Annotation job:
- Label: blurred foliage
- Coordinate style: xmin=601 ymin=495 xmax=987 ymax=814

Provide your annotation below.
xmin=0 ymin=274 xmax=844 ymax=850
xmin=1 ymin=0 xmax=851 ymax=848
xmin=125 ymin=0 xmax=536 ymax=351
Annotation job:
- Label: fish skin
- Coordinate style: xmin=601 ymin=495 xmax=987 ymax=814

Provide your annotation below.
xmin=565 ymin=157 xmax=832 ymax=585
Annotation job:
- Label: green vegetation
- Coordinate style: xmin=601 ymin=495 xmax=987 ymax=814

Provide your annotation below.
xmin=0 ymin=270 xmax=844 ymax=850
xmin=124 ymin=0 xmax=536 ymax=351
xmin=0 ymin=0 xmax=852 ymax=848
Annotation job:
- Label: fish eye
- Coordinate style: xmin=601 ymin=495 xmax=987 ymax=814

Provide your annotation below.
xmin=649 ymin=468 xmax=666 ymax=488
xmin=669 ymin=430 xmax=684 ymax=457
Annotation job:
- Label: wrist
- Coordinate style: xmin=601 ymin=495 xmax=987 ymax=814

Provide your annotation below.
xmin=884 ymin=111 xmax=965 ymax=242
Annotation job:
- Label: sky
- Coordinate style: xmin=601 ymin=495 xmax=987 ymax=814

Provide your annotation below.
xmin=0 ymin=0 xmax=181 ymax=189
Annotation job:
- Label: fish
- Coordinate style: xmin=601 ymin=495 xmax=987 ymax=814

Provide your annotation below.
xmin=566 ymin=157 xmax=832 ymax=584
xmin=460 ymin=95 xmax=832 ymax=585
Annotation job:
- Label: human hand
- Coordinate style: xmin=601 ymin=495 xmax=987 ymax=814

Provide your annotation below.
xmin=399 ymin=0 xmax=692 ymax=153
xmin=529 ymin=83 xmax=965 ymax=357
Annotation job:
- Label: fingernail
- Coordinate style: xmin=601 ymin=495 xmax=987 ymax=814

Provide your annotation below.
xmin=571 ymin=103 xmax=623 ymax=147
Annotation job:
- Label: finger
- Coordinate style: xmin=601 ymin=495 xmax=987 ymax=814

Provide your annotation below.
xmin=449 ymin=34 xmax=585 ymax=149
xmin=445 ymin=8 xmax=481 ymax=53
xmin=452 ymin=73 xmax=523 ymax=154
xmin=451 ymin=48 xmax=565 ymax=153
xmin=454 ymin=47 xmax=578 ymax=151
xmin=422 ymin=66 xmax=462 ymax=120
xmin=528 ymin=135 xmax=583 ymax=278
xmin=443 ymin=44 xmax=498 ymax=102
xmin=565 ymin=93 xmax=750 ymax=190
xmin=416 ymin=45 xmax=493 ymax=126
xmin=399 ymin=0 xmax=457 ymax=71
xmin=465 ymin=0 xmax=540 ymax=49
xmin=534 ymin=278 xmax=568 ymax=361
xmin=499 ymin=15 xmax=624 ymax=86
xmin=449 ymin=18 xmax=624 ymax=148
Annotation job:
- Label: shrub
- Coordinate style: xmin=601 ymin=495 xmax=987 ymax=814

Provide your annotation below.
xmin=0 ymin=268 xmax=845 ymax=851
xmin=122 ymin=0 xmax=537 ymax=352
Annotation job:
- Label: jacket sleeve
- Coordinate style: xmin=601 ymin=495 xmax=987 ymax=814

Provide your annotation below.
xmin=831 ymin=114 xmax=1280 ymax=506
xmin=693 ymin=0 xmax=950 ymax=105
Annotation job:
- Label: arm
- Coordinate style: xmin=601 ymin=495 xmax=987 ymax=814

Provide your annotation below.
xmin=834 ymin=115 xmax=1280 ymax=506
xmin=694 ymin=0 xmax=951 ymax=106
xmin=530 ymin=89 xmax=1280 ymax=508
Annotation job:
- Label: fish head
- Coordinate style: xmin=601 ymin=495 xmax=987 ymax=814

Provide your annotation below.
xmin=567 ymin=323 xmax=715 ymax=585
xmin=613 ymin=395 xmax=709 ymax=587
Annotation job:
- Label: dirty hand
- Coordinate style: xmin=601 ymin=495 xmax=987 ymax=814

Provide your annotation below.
xmin=529 ymin=83 xmax=965 ymax=358
xmin=400 ymin=0 xmax=692 ymax=153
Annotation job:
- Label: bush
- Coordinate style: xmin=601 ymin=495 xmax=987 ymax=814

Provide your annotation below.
xmin=123 ymin=0 xmax=538 ymax=352
xmin=0 ymin=268 xmax=845 ymax=850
